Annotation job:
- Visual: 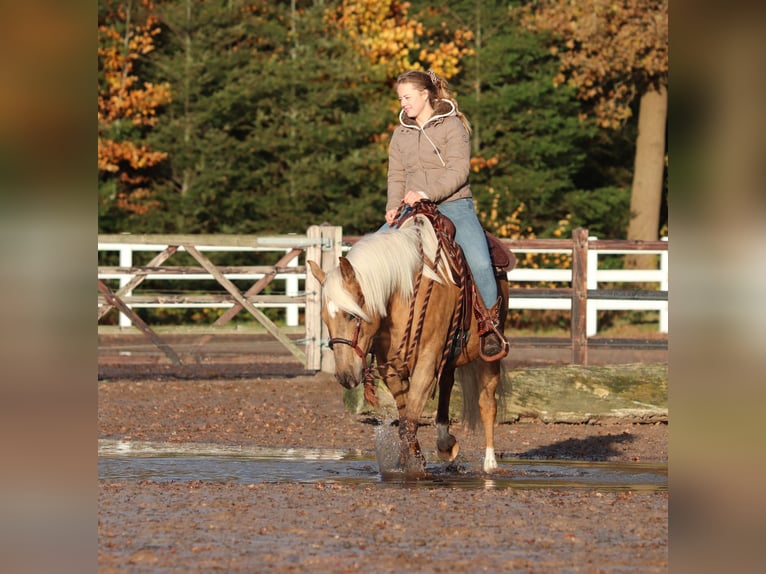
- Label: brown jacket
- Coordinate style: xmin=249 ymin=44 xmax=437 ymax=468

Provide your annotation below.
xmin=386 ymin=99 xmax=472 ymax=213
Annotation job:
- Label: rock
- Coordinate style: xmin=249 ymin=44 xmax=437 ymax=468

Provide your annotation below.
xmin=345 ymin=363 xmax=668 ymax=424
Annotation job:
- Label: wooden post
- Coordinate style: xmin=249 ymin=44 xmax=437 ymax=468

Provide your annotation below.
xmin=305 ymin=225 xmax=342 ymax=372
xmin=305 ymin=226 xmax=322 ymax=371
xmin=571 ymin=228 xmax=589 ymax=365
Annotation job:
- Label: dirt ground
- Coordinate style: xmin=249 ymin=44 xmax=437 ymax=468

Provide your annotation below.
xmin=98 ymin=367 xmax=668 ymax=572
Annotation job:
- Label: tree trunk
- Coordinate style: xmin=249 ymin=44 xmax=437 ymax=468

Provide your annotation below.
xmin=626 ymin=85 xmax=667 ymax=269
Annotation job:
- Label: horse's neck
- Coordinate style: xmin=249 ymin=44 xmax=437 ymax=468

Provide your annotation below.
xmin=399 ymin=215 xmax=454 ymax=285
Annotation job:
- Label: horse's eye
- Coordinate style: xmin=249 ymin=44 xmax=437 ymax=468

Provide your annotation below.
xmin=344 ymin=312 xmax=356 ymax=322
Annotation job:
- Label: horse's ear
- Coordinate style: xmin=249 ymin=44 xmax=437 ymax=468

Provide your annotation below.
xmin=338 ymin=256 xmax=356 ymax=284
xmin=338 ymin=257 xmax=365 ymax=306
xmin=307 ymin=260 xmax=325 ymax=285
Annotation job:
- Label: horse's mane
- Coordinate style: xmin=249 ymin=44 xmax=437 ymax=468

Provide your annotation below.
xmin=323 ymin=222 xmax=442 ymax=322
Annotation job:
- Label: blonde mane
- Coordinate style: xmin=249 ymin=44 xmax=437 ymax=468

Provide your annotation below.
xmin=323 ymin=222 xmax=444 ymax=322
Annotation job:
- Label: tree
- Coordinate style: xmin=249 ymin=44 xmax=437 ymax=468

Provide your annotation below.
xmin=417 ymin=1 xmax=599 ymax=238
xmin=521 ymin=0 xmax=668 ymax=253
xmin=97 ymin=1 xmax=639 ymax=240
xmin=139 ymin=0 xmax=391 ymax=235
xmin=331 ymin=0 xmax=474 ymax=79
xmin=98 ymin=0 xmax=171 ymax=228
xmin=139 ymin=0 xmax=265 ymax=233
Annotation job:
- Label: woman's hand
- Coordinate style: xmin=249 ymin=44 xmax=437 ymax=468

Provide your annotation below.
xmin=386 ymin=192 xmax=429 ymax=225
xmin=403 ymin=190 xmax=428 ymax=206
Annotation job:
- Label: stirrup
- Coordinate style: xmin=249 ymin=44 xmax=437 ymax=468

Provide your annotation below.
xmin=480 ymin=330 xmax=508 ymax=362
xmin=477 ymin=295 xmax=508 ymax=362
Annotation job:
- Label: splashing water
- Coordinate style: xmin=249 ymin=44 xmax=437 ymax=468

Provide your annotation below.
xmin=373 ymin=420 xmax=402 ymax=474
xmin=373 ymin=420 xmax=435 ymax=477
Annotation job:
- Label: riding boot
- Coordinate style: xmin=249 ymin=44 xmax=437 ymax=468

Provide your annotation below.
xmin=478 ymin=296 xmax=509 ymax=362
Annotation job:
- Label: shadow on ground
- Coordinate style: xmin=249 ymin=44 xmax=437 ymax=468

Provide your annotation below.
xmin=514 ymin=432 xmax=635 ymax=461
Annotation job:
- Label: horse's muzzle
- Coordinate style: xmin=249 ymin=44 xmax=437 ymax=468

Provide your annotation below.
xmin=335 ymin=371 xmax=361 ymax=390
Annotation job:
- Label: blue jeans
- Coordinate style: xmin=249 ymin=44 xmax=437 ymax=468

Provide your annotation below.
xmin=380 ymin=198 xmax=497 ymax=308
xmin=437 ymin=199 xmax=497 ymax=308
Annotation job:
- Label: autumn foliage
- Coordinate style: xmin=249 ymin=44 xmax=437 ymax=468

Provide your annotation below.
xmin=95 ymin=0 xmax=666 ymax=247
xmin=521 ymin=0 xmax=668 ymax=129
xmin=98 ymin=0 xmax=171 ymax=214
xmin=331 ymin=0 xmax=474 ymax=79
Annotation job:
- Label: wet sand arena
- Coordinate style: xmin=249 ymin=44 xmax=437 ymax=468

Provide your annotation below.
xmin=98 ymin=375 xmax=668 ymax=572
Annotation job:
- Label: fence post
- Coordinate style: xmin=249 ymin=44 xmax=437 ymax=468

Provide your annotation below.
xmin=118 ymin=246 xmax=132 ymax=328
xmin=305 ymin=225 xmax=343 ymax=372
xmin=571 ymin=228 xmax=589 ymax=365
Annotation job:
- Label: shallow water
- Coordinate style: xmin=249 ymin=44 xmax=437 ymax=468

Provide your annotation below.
xmin=98 ymin=439 xmax=667 ymax=491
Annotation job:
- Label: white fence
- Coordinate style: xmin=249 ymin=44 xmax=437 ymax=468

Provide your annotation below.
xmin=98 ymin=241 xmax=304 ymax=328
xmin=98 ymin=235 xmax=668 ymax=336
xmin=507 ymin=236 xmax=668 ymax=336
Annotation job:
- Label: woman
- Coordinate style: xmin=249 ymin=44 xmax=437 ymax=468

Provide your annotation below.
xmin=385 ymin=69 xmax=507 ymax=360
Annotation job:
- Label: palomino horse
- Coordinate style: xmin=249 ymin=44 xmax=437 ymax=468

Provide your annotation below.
xmin=308 ymin=208 xmax=510 ymax=474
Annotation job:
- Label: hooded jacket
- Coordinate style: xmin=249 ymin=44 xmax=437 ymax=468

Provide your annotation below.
xmin=386 ymin=99 xmax=473 ymax=213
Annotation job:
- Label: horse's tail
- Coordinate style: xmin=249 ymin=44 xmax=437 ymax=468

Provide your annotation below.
xmin=456 ymin=361 xmax=510 ymax=431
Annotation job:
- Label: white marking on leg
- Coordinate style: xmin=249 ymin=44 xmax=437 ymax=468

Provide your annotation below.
xmin=483 ymin=447 xmax=497 ymax=472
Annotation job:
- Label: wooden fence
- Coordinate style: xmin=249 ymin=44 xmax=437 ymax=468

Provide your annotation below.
xmin=98 ymin=226 xmax=667 ymax=370
xmin=97 ymin=226 xmax=342 ymax=371
xmin=503 ymin=227 xmax=668 ymax=365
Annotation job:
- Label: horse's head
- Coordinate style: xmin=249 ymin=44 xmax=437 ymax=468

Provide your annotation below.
xmin=308 ymin=258 xmax=381 ymax=389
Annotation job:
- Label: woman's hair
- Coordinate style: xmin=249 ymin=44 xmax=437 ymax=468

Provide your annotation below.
xmin=396 ymin=70 xmax=472 ymax=134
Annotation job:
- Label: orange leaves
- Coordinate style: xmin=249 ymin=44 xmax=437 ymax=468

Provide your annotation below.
xmin=99 ymin=1 xmax=170 ymax=215
xmin=477 ymin=189 xmax=525 ymax=240
xmin=333 ymin=0 xmax=423 ymax=75
xmin=98 ymin=139 xmax=167 ymax=174
xmin=98 ymin=138 xmax=166 ymax=214
xmin=330 ymin=0 xmax=473 ymax=79
xmin=521 ymin=0 xmax=668 ymax=129
xmin=115 ymin=188 xmax=161 ymax=215
xmin=470 ymin=156 xmax=499 ymax=173
xmin=98 ymin=12 xmax=171 ymax=129
xmin=98 ymin=80 xmax=171 ymax=129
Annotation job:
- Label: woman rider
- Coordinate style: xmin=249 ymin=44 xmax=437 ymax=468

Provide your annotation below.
xmin=384 ymin=69 xmax=508 ymax=360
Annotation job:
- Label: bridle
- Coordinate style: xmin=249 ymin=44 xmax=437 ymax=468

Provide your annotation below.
xmin=327 ymin=315 xmax=367 ymax=358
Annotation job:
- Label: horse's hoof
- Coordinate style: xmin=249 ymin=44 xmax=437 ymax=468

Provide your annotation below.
xmin=437 ymin=440 xmax=460 ymax=462
xmin=483 ymin=448 xmax=498 ymax=473
xmin=397 ymin=455 xmax=427 ymax=477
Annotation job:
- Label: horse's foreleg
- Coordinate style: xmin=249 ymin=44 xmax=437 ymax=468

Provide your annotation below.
xmin=382 ymin=368 xmax=426 ymax=474
xmin=435 ymin=366 xmax=460 ymax=463
xmin=397 ymin=416 xmax=425 ymax=472
xmin=478 ymin=366 xmax=501 ymax=472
